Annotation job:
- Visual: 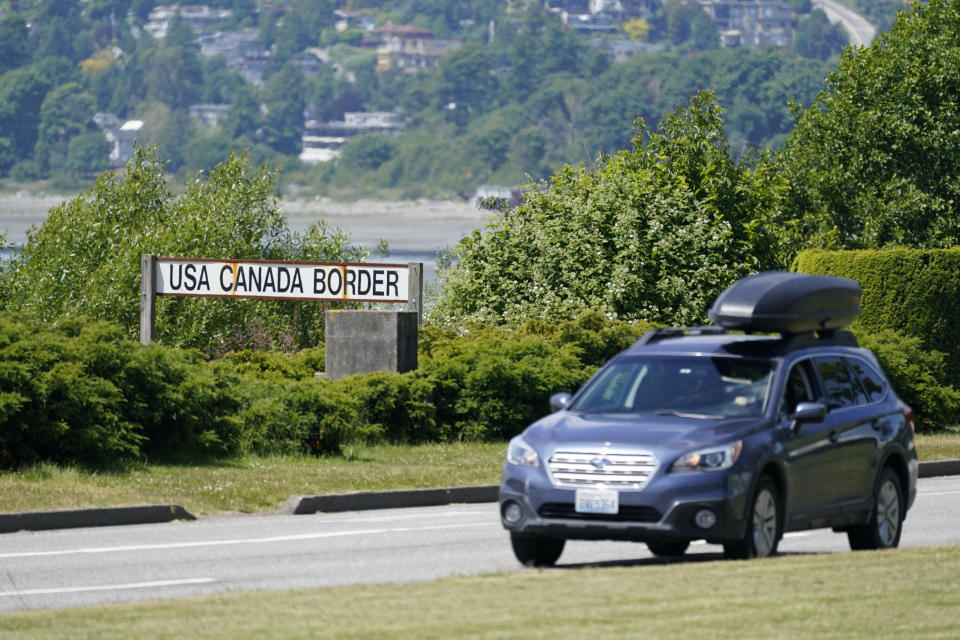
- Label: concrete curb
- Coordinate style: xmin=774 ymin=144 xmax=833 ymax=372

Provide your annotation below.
xmin=4 ymin=459 xmax=959 ymax=533
xmin=0 ymin=504 xmax=195 ymax=534
xmin=918 ymin=458 xmax=960 ymax=478
xmin=280 ymin=485 xmax=499 ymax=515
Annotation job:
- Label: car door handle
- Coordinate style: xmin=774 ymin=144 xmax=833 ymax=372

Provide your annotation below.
xmin=828 ymin=431 xmax=839 ymax=444
xmin=871 ymin=420 xmax=882 ymax=431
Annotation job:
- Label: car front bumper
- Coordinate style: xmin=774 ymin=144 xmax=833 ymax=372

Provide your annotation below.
xmin=499 ymin=465 xmax=754 ymax=544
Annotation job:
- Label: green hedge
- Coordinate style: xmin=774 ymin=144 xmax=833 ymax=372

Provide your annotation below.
xmin=793 ymin=248 xmax=960 ymax=385
xmin=4 ymin=306 xmax=953 ymax=469
xmin=0 ymin=311 xmax=653 ymax=468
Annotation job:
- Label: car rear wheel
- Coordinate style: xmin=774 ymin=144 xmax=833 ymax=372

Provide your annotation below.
xmin=724 ymin=475 xmax=781 ymax=560
xmin=847 ymin=467 xmax=903 ymax=551
xmin=510 ymin=533 xmax=565 ymax=567
xmin=646 ymin=540 xmax=690 ymax=557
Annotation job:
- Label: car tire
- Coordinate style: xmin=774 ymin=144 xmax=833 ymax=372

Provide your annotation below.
xmin=510 ymin=533 xmax=565 ymax=567
xmin=724 ymin=475 xmax=782 ymax=560
xmin=847 ymin=467 xmax=904 ymax=551
xmin=646 ymin=540 xmax=690 ymax=557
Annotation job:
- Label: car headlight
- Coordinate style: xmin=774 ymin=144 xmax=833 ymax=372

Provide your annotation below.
xmin=506 ymin=436 xmax=540 ymax=467
xmin=671 ymin=441 xmax=742 ymax=472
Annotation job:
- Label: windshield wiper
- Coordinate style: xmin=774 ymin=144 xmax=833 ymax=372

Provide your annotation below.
xmin=653 ymin=410 xmax=725 ymax=419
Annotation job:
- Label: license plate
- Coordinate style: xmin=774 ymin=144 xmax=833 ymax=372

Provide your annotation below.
xmin=575 ymin=489 xmax=619 ymax=515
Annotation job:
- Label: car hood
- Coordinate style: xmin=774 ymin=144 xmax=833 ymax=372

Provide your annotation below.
xmin=521 ymin=410 xmax=764 ymax=459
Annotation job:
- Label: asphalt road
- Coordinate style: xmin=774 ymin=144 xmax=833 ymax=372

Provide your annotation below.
xmin=813 ymin=0 xmax=877 ymax=47
xmin=2 ymin=475 xmax=959 ymax=613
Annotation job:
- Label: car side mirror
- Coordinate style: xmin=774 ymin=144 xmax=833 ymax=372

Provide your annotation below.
xmin=790 ymin=401 xmax=828 ymax=434
xmin=550 ymin=392 xmax=572 ymax=412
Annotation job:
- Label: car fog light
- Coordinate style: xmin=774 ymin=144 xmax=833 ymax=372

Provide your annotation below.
xmin=694 ymin=508 xmax=717 ymax=530
xmin=503 ymin=501 xmax=524 ymax=525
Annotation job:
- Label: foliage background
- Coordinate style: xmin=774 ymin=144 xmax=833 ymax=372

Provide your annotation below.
xmin=777 ymin=0 xmax=960 ymax=250
xmin=2 ymin=146 xmax=364 ymax=353
xmin=0 ymin=0 xmax=849 ymax=195
xmin=430 ymin=91 xmax=792 ymax=328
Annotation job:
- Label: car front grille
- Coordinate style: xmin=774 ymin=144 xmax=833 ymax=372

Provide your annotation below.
xmin=537 ymin=503 xmax=662 ymax=523
xmin=546 ymin=450 xmax=658 ymax=490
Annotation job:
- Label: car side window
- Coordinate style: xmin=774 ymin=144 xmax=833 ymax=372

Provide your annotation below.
xmin=849 ymin=358 xmax=887 ymax=403
xmin=815 ymin=357 xmax=858 ymax=409
xmin=777 ymin=362 xmax=813 ymax=425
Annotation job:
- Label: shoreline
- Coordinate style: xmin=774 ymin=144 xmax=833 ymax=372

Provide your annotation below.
xmin=0 ymin=194 xmax=491 ymax=253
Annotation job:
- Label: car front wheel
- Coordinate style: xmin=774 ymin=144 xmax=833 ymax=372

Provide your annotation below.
xmin=848 ymin=467 xmax=903 ymax=551
xmin=724 ymin=475 xmax=781 ymax=560
xmin=510 ymin=533 xmax=565 ymax=567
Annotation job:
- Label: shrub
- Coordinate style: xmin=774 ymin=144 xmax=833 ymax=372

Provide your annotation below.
xmin=855 ymin=329 xmax=960 ymax=432
xmin=794 ymin=248 xmax=960 ymax=385
xmin=420 ymin=323 xmax=589 ymax=440
xmin=330 ymin=371 xmax=438 ymax=444
xmin=429 ymin=91 xmax=792 ymax=329
xmin=3 ymin=146 xmax=365 ymax=354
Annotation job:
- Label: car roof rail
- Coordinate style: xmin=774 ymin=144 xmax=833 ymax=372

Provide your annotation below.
xmin=632 ymin=326 xmax=860 ymax=353
xmin=633 ymin=326 xmax=729 ymax=347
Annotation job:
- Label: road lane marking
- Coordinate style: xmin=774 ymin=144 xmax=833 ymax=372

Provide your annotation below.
xmin=0 ymin=577 xmax=216 ymax=598
xmin=0 ymin=522 xmax=489 ymax=560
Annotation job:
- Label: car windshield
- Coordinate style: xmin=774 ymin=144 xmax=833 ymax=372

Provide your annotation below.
xmin=569 ymin=354 xmax=775 ymax=418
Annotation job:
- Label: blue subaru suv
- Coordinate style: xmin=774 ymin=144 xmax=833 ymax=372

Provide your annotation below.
xmin=499 ymin=272 xmax=918 ymax=565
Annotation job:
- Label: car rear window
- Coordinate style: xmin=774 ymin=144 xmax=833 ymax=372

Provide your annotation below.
xmin=815 ymin=357 xmax=861 ymax=409
xmin=849 ymin=358 xmax=887 ymax=403
xmin=570 ymin=355 xmax=774 ymax=418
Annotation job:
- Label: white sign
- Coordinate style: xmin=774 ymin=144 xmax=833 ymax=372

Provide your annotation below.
xmin=154 ymin=258 xmax=410 ymax=303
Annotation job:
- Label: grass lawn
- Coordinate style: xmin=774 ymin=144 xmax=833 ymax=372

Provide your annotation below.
xmin=1 ymin=428 xmax=958 ymax=516
xmin=0 ymin=442 xmax=505 ymax=515
xmin=1 ymin=545 xmax=958 ymax=638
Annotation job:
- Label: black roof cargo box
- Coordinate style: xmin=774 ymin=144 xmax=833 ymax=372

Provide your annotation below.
xmin=709 ymin=271 xmax=861 ymax=333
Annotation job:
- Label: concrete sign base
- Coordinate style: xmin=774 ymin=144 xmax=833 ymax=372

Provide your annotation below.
xmin=325 ymin=310 xmax=418 ymax=380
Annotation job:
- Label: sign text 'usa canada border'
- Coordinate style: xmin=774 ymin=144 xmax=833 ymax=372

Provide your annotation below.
xmin=155 ymin=257 xmax=411 ymax=303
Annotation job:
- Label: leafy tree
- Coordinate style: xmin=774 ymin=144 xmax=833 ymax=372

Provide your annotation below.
xmin=0 ymin=59 xmax=76 ymax=174
xmin=434 ymin=43 xmax=499 ymax=127
xmin=34 ymin=82 xmax=100 ymax=175
xmin=0 ymin=15 xmax=31 ymax=76
xmin=623 ymin=18 xmax=651 ymax=43
xmin=430 ymin=91 xmax=791 ymax=328
xmin=779 ymin=0 xmax=960 ymax=249
xmin=689 ymin=10 xmax=719 ymax=51
xmin=793 ymin=9 xmax=849 ymax=60
xmin=144 ymin=19 xmax=203 ymax=109
xmin=664 ymin=0 xmax=705 ymax=45
xmin=222 ymin=83 xmax=262 ymax=140
xmin=152 ymin=108 xmax=198 ymax=171
xmin=541 ymin=22 xmax=584 ymax=74
xmin=184 ymin=131 xmax=237 ymax=171
xmin=65 ymin=131 xmax=111 ymax=176
xmin=4 ymin=146 xmax=365 ymax=352
xmin=29 ymin=0 xmax=89 ymax=62
xmin=270 ymin=11 xmax=312 ymax=66
xmin=338 ymin=133 xmax=398 ymax=171
xmin=201 ymin=55 xmax=246 ymax=104
xmin=261 ymin=61 xmax=306 ymax=155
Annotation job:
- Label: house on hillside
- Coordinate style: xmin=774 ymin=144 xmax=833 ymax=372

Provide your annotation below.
xmin=334 ymin=9 xmax=377 ymax=32
xmin=691 ymin=0 xmax=794 ymax=47
xmin=546 ymin=0 xmax=655 ymax=32
xmin=144 ymin=4 xmax=233 ymax=38
xmin=188 ymin=104 xmax=229 ymax=127
xmin=196 ymin=29 xmax=267 ymax=84
xmin=300 ymin=111 xmax=405 ymax=164
xmin=94 ymin=114 xmax=143 ymax=168
xmin=361 ymin=22 xmax=461 ymax=72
